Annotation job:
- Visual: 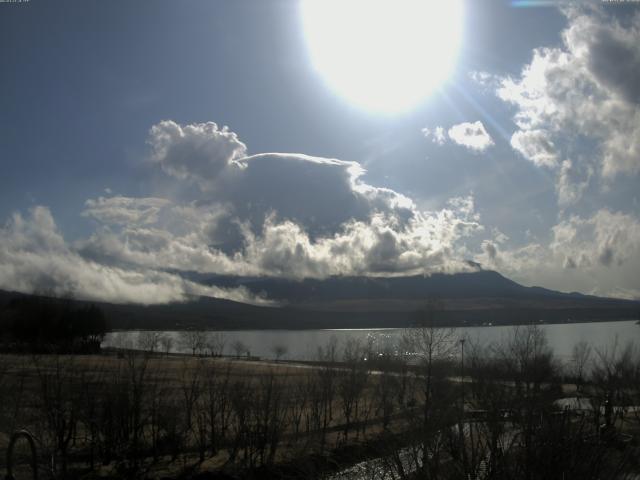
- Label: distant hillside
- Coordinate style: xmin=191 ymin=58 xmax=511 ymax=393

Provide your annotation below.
xmin=2 ymin=271 xmax=636 ymax=331
xmin=199 ymin=270 xmax=595 ymax=305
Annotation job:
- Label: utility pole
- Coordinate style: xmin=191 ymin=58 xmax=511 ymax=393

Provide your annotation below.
xmin=460 ymin=337 xmax=467 ymax=475
xmin=460 ymin=337 xmax=465 ymax=412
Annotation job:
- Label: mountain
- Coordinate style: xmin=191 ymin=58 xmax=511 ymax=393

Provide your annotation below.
xmin=196 ymin=271 xmax=638 ymax=326
xmin=200 ymin=270 xmax=589 ymax=304
xmin=1 ymin=271 xmax=638 ymax=330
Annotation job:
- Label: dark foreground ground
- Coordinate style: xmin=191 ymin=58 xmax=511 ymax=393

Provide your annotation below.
xmin=1 ymin=329 xmax=639 ymax=480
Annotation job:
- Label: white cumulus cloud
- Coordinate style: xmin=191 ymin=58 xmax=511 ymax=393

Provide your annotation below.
xmin=497 ymin=6 xmax=640 ymax=204
xmin=148 ymin=120 xmax=247 ymax=189
xmin=447 ymin=121 xmax=495 ymax=152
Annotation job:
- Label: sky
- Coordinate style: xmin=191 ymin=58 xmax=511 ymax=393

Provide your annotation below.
xmin=1 ymin=0 xmax=639 ymax=304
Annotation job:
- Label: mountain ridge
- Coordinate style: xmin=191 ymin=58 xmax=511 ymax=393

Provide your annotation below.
xmin=197 ymin=270 xmax=600 ymax=304
xmin=1 ymin=270 xmax=638 ymax=330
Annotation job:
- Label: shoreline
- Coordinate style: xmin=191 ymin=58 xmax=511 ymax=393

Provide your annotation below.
xmin=107 ymin=316 xmax=638 ymax=333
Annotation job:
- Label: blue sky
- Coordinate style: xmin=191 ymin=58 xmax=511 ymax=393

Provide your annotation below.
xmin=1 ymin=0 xmax=639 ymax=303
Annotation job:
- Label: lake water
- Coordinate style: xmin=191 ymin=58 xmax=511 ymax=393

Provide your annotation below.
xmin=103 ymin=320 xmax=639 ymax=361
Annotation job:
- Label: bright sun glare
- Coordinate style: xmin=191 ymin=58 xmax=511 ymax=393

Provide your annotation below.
xmin=301 ymin=0 xmax=463 ymax=114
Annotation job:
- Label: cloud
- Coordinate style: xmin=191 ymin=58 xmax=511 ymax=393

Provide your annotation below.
xmin=0 ymin=206 xmax=271 ymax=305
xmin=0 ymin=119 xmax=490 ymax=304
xmin=236 ymin=200 xmax=481 ymax=279
xmin=550 ymin=209 xmax=640 ymax=270
xmin=469 ymin=70 xmax=500 ymax=92
xmin=447 ymin=121 xmax=494 ymax=152
xmin=476 ymin=208 xmax=640 ymax=299
xmin=148 ymin=120 xmax=247 ymax=189
xmin=2 ymin=113 xmax=638 ymax=304
xmin=422 ymin=121 xmax=494 ymax=152
xmin=78 ymin=193 xmax=482 ymax=281
xmin=481 ymin=240 xmax=498 ymax=261
xmin=510 ymin=129 xmax=558 ymax=168
xmin=497 ymin=6 xmax=640 ymax=202
xmin=422 ymin=126 xmax=446 ymax=145
xmin=83 ymin=196 xmax=170 ymax=226
xmin=555 ymin=159 xmax=593 ymax=207
xmin=220 ymin=153 xmax=415 ymax=238
xmin=76 ymin=121 xmax=487 ymax=282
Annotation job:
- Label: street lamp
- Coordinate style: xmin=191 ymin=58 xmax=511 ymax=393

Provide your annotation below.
xmin=460 ymin=337 xmax=467 ymax=473
xmin=460 ymin=337 xmax=466 ymax=411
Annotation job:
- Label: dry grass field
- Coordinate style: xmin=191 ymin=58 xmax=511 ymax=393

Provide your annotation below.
xmin=0 ymin=351 xmax=420 ymax=479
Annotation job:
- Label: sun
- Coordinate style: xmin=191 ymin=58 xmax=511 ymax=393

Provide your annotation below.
xmin=300 ymin=0 xmax=463 ymax=114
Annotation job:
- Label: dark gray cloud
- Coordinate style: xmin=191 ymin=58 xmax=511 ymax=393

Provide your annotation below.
xmin=588 ymin=20 xmax=640 ymax=104
xmin=220 ymin=153 xmax=403 ymax=238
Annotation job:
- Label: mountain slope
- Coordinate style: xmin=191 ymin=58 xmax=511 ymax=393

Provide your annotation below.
xmin=200 ymin=270 xmax=595 ymax=305
xmin=1 ymin=271 xmax=638 ymax=330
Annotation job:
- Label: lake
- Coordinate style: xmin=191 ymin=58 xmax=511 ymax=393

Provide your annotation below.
xmin=103 ymin=320 xmax=639 ymax=361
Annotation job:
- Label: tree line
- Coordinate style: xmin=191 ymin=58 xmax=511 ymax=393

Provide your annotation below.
xmin=0 ymin=295 xmax=107 ymax=353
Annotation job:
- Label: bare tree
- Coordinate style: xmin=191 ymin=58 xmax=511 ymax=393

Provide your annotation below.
xmin=203 ymin=362 xmax=234 ymax=457
xmin=590 ymin=338 xmax=637 ymax=433
xmin=374 ymin=349 xmax=400 ymax=432
xmin=32 ymin=355 xmax=83 ymax=477
xmin=231 ymin=340 xmax=248 ymax=359
xmin=288 ymin=376 xmax=310 ymax=441
xmin=494 ymin=325 xmax=559 ymax=480
xmin=145 ymin=361 xmax=171 ymax=463
xmin=315 ymin=336 xmax=339 ymax=453
xmin=249 ymin=371 xmax=289 ymax=466
xmin=179 ymin=359 xmax=205 ymax=461
xmin=206 ymin=331 xmax=226 ymax=357
xmin=137 ymin=331 xmax=161 ymax=355
xmin=271 ymin=343 xmax=288 ymax=362
xmin=570 ymin=340 xmax=592 ymax=395
xmin=160 ymin=334 xmax=174 ymax=356
xmin=338 ymin=338 xmax=369 ymax=441
xmin=112 ymin=330 xmax=133 ymax=351
xmin=180 ymin=330 xmax=206 ymax=356
xmin=401 ymin=300 xmax=458 ymax=476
